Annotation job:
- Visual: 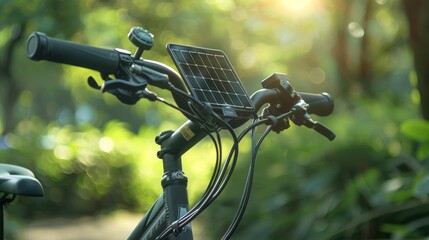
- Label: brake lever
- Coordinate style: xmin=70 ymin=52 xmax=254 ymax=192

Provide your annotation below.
xmin=290 ymin=99 xmax=336 ymax=141
xmin=87 ymin=76 xmax=144 ymax=105
xmin=297 ymin=115 xmax=336 ymax=141
xmin=101 ymin=78 xmax=147 ymax=93
xmin=87 ymin=76 xmax=102 ymax=90
xmin=87 ymin=75 xmax=147 ymax=93
xmin=312 ymin=121 xmax=336 ymax=141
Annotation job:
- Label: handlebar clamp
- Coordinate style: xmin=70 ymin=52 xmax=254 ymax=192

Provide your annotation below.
xmin=262 ymin=73 xmax=300 ymax=110
xmin=262 ymin=106 xmax=290 ymax=133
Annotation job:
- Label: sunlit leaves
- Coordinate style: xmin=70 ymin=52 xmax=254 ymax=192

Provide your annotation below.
xmin=401 ymin=119 xmax=429 ymax=142
xmin=401 ymin=119 xmax=429 ymax=160
xmin=206 ymin=0 xmax=236 ymax=12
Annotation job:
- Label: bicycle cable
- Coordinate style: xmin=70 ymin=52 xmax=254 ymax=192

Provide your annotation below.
xmin=155 ymin=93 xmax=240 ymax=240
xmin=157 ymin=126 xmax=239 ymax=239
xmin=177 ymin=116 xmax=239 ymax=227
xmin=186 ymin=129 xmax=223 ymax=219
xmin=221 ymin=111 xmax=294 ymax=238
xmin=171 ymin=117 xmax=272 ymax=239
xmin=200 ymin=131 xmax=223 ymax=201
xmin=154 ymin=92 xmax=227 ymax=219
xmin=152 ymin=90 xmax=227 ymax=224
xmin=155 ymin=85 xmax=296 ymax=239
xmin=173 ymin=115 xmax=277 ymax=239
xmin=222 ymin=123 xmax=274 ymax=239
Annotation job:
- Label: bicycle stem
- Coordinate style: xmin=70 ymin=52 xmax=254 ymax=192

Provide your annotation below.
xmin=156 ymin=121 xmax=207 ymax=158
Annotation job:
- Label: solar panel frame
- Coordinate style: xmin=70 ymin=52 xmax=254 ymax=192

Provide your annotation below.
xmin=167 ymin=43 xmax=255 ymax=119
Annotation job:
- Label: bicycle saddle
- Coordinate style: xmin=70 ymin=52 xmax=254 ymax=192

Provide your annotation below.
xmin=0 ymin=164 xmax=44 ymax=197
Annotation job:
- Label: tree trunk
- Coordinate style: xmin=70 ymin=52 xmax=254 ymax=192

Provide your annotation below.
xmin=402 ymin=0 xmax=429 ymax=120
xmin=332 ymin=0 xmax=353 ymax=95
xmin=359 ymin=0 xmax=373 ymax=95
xmin=0 ymin=23 xmax=26 ymax=136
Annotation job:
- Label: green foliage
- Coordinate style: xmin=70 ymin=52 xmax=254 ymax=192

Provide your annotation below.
xmin=2 ymin=121 xmax=152 ymax=217
xmin=201 ymin=97 xmax=429 ymax=239
xmin=400 ymin=119 xmax=429 ymax=207
xmin=400 ymin=119 xmax=429 ymax=160
xmin=0 ymin=0 xmax=83 ymax=36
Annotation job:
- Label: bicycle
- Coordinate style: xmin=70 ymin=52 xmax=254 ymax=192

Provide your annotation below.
xmin=3 ymin=27 xmax=335 ymax=240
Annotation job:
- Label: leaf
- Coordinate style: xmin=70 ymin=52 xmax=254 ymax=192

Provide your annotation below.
xmin=414 ymin=175 xmax=429 ymax=198
xmin=381 ymin=223 xmax=407 ymax=234
xmin=400 ymin=119 xmax=429 ymax=142
xmin=417 ymin=141 xmax=429 ymax=160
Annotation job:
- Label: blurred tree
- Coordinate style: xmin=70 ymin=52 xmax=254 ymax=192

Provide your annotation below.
xmin=0 ymin=0 xmax=83 ymax=135
xmin=0 ymin=23 xmax=25 ymax=135
xmin=330 ymin=0 xmax=408 ymax=97
xmin=402 ymin=0 xmax=429 ymax=119
xmin=330 ymin=0 xmax=354 ymax=94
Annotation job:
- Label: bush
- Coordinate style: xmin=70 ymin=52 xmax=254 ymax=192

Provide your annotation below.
xmin=200 ymin=97 xmax=429 ymax=239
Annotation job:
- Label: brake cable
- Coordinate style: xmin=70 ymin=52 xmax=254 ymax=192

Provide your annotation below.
xmin=222 ymin=123 xmax=276 ymax=239
xmin=155 ymin=88 xmax=301 ymax=239
xmin=155 ymin=84 xmax=301 ymax=239
xmin=155 ymin=96 xmax=241 ymax=240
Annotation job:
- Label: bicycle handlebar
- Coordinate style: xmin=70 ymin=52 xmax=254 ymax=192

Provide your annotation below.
xmin=156 ymin=89 xmax=335 ymax=157
xmin=299 ymin=92 xmax=333 ymax=116
xmin=27 ymin=32 xmax=121 ymax=75
xmin=26 ymin=31 xmax=334 ymax=131
xmin=249 ymin=89 xmax=333 ymax=117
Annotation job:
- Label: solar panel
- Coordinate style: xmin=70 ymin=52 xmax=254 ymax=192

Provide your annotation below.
xmin=167 ymin=43 xmax=254 ymax=119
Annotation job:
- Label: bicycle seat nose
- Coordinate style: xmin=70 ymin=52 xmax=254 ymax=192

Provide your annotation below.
xmin=0 ymin=164 xmax=44 ymax=197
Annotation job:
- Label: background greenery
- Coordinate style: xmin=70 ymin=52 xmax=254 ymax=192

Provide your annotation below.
xmin=1 ymin=0 xmax=429 ymax=239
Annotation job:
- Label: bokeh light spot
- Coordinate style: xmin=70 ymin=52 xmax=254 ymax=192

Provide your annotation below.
xmin=99 ymin=136 xmax=114 ymax=153
xmin=348 ymin=22 xmax=365 ymax=38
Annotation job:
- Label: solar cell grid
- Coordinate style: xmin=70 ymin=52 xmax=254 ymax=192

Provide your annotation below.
xmin=167 ymin=44 xmax=254 ymax=120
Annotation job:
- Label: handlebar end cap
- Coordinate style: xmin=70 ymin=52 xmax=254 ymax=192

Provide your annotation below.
xmin=27 ymin=32 xmax=48 ymax=61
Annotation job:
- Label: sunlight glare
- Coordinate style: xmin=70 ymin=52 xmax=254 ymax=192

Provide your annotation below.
xmin=375 ymin=0 xmax=387 ymax=5
xmin=279 ymin=0 xmax=321 ymax=16
xmin=283 ymin=0 xmax=310 ymax=11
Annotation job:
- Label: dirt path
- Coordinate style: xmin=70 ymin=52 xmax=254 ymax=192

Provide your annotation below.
xmin=17 ymin=212 xmax=142 ymax=240
xmin=16 ymin=211 xmax=206 ymax=240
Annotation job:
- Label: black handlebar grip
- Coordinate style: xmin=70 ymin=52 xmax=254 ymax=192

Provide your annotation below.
xmin=27 ymin=32 xmax=120 ymax=75
xmin=298 ymin=92 xmax=334 ymax=116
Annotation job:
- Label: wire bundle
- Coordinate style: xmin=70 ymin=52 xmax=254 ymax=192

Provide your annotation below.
xmin=154 ymin=86 xmax=293 ymax=239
